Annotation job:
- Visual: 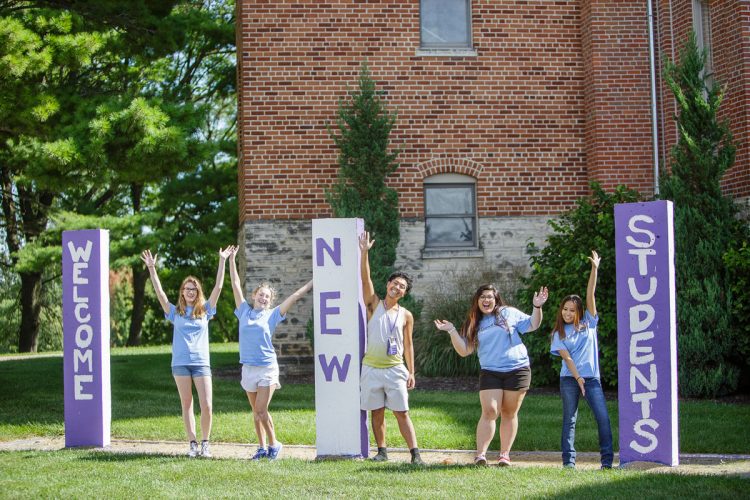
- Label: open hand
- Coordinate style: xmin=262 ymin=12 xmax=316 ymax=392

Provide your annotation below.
xmin=140 ymin=250 xmax=157 ymax=268
xmin=532 ymin=286 xmax=549 ymax=308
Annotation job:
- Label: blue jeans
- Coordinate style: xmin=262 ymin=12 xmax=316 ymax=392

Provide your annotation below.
xmin=560 ymin=376 xmax=613 ymax=467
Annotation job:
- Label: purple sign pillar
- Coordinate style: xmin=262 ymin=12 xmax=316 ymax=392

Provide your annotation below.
xmin=62 ymin=229 xmax=111 ymax=447
xmin=615 ymin=201 xmax=678 ymax=466
xmin=312 ymin=218 xmax=368 ymax=458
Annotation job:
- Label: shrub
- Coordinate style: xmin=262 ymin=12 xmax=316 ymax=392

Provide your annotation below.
xmin=520 ymin=182 xmax=640 ymax=388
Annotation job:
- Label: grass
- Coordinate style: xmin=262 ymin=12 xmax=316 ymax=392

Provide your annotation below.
xmin=0 ymin=450 xmax=748 ymax=499
xmin=1 ymin=343 xmax=749 ymax=454
xmin=1 ymin=345 xmax=748 ymax=498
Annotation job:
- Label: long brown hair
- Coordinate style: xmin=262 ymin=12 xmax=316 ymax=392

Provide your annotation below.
xmin=177 ymin=276 xmax=207 ymax=318
xmin=459 ymin=284 xmax=507 ymax=348
xmin=552 ymin=295 xmax=584 ymax=341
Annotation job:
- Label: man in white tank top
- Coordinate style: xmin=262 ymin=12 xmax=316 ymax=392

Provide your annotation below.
xmin=358 ymin=232 xmax=423 ymax=465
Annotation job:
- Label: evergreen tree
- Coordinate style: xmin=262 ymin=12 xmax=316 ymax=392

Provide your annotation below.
xmin=327 ymin=62 xmax=401 ymax=294
xmin=660 ymin=32 xmax=746 ymax=397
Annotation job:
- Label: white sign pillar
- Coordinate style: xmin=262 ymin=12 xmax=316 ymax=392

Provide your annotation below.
xmin=312 ymin=218 xmax=368 ymax=458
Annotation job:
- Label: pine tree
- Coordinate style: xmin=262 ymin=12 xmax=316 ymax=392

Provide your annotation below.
xmin=327 ymin=62 xmax=400 ymax=294
xmin=660 ymin=32 xmax=745 ymax=396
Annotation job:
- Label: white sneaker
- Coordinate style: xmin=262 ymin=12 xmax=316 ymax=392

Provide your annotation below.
xmin=200 ymin=440 xmax=211 ymax=458
xmin=188 ymin=441 xmax=199 ymax=458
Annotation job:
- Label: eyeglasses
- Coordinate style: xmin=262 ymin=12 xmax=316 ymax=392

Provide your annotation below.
xmin=183 ymin=287 xmax=198 ymax=293
xmin=479 ymin=294 xmax=496 ymax=301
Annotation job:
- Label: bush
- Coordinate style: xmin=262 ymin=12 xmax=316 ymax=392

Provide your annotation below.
xmin=519 ymin=182 xmax=640 ymax=388
xmin=724 ymin=242 xmax=750 ymax=390
xmin=414 ymin=264 xmax=525 ymax=377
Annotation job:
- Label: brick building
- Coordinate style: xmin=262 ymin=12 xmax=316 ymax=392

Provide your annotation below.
xmin=235 ymin=0 xmax=750 ymax=374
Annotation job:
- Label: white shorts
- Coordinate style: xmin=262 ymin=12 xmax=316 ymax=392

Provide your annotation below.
xmin=360 ymin=364 xmax=409 ymax=412
xmin=241 ymin=363 xmax=281 ymax=392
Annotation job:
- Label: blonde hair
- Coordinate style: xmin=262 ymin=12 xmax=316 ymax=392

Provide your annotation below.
xmin=178 ymin=276 xmax=207 ymax=318
xmin=252 ymin=282 xmax=277 ymax=307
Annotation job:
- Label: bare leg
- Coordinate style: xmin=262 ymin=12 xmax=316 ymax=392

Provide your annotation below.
xmin=498 ymin=389 xmax=527 ymax=453
xmin=392 ymin=410 xmax=418 ymax=449
xmin=477 ymin=389 xmax=501 ymax=456
xmin=193 ymin=375 xmax=213 ymax=441
xmin=249 ymin=385 xmax=278 ymax=446
xmin=371 ymin=407 xmax=387 ymax=448
xmin=174 ymin=375 xmax=196 ymax=442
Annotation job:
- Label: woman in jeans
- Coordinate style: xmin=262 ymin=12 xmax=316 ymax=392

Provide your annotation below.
xmin=550 ymin=250 xmax=613 ymax=469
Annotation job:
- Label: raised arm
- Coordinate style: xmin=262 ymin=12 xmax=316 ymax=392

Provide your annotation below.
xmin=358 ymin=231 xmax=378 ymax=314
xmin=586 ymin=250 xmax=600 ymax=317
xmin=140 ymin=250 xmax=170 ymax=315
xmin=207 ymin=246 xmax=232 ymax=310
xmin=279 ymin=279 xmax=313 ymax=316
xmin=228 ymin=246 xmax=245 ymax=309
xmin=529 ymin=286 xmax=549 ymax=330
xmin=434 ymin=319 xmax=475 ymax=356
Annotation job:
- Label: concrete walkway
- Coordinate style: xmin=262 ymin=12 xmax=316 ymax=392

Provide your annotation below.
xmin=2 ymin=437 xmax=749 ymax=476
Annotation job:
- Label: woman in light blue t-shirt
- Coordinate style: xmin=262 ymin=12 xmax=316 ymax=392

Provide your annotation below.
xmin=228 ymin=247 xmax=312 ymax=461
xmin=550 ymin=250 xmax=613 ymax=469
xmin=141 ymin=247 xmax=232 ymax=458
xmin=435 ymin=284 xmax=549 ymax=467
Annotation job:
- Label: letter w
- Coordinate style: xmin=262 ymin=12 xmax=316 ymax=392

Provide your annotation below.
xmin=68 ymin=240 xmax=93 ymax=263
xmin=318 ymin=354 xmax=351 ymax=382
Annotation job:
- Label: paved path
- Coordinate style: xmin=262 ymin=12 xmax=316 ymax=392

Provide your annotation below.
xmin=2 ymin=437 xmax=749 ymax=476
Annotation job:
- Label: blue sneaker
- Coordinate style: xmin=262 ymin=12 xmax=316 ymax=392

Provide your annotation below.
xmin=267 ymin=442 xmax=283 ymax=460
xmin=250 ymin=447 xmax=267 ymax=460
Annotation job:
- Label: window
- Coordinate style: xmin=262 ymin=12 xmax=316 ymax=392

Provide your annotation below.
xmin=420 ymin=0 xmax=472 ymax=49
xmin=424 ymin=174 xmax=477 ymax=248
xmin=692 ymin=0 xmax=713 ymax=79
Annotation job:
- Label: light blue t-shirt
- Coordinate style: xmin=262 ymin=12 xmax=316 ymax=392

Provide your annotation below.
xmin=236 ymin=301 xmax=286 ymax=366
xmin=477 ymin=307 xmax=534 ymax=372
xmin=166 ymin=301 xmax=215 ymax=367
xmin=550 ymin=310 xmax=600 ymax=379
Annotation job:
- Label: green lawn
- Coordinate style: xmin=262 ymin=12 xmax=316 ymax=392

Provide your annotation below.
xmin=1 ymin=343 xmax=748 ymax=454
xmin=0 ymin=450 xmax=748 ymax=499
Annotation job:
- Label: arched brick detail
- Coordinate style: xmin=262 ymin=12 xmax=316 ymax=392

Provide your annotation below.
xmin=415 ymin=157 xmax=484 ymax=180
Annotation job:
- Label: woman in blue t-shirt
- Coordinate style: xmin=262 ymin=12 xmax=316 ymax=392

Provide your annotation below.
xmin=549 ymin=250 xmax=613 ymax=469
xmin=228 ymin=247 xmax=312 ymax=460
xmin=141 ymin=247 xmax=231 ymax=458
xmin=434 ymin=284 xmax=548 ymax=467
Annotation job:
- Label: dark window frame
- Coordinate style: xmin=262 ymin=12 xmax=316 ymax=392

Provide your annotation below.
xmin=423 ymin=182 xmax=478 ymax=249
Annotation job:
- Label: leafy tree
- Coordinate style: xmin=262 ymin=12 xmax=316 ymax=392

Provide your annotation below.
xmin=520 ymin=183 xmax=640 ymax=388
xmin=659 ymin=32 xmax=748 ymax=397
xmin=0 ymin=1 xmax=237 ymax=351
xmin=327 ymin=62 xmax=401 ymax=295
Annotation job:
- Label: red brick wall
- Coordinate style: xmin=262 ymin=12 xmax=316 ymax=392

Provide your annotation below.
xmin=580 ymin=0 xmax=657 ymax=194
xmin=236 ymin=0 xmax=749 ymax=224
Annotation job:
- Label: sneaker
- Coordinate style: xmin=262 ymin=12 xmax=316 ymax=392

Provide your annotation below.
xmin=411 ymin=453 xmax=425 ymax=465
xmin=250 ymin=447 xmax=267 ymax=460
xmin=371 ymin=449 xmax=388 ymax=462
xmin=497 ymin=452 xmax=511 ymax=467
xmin=188 ymin=440 xmax=199 ymax=458
xmin=474 ymin=454 xmax=487 ymax=466
xmin=563 ymin=463 xmax=576 ymax=469
xmin=601 ymin=465 xmax=613 ymax=470
xmin=200 ymin=440 xmax=211 ymax=458
xmin=267 ymin=442 xmax=283 ymax=460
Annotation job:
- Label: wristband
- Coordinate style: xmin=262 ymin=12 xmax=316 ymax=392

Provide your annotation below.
xmin=533 ymin=305 xmax=541 ymax=309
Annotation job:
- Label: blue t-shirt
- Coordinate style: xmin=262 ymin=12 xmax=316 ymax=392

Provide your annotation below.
xmin=166 ymin=301 xmax=215 ymax=367
xmin=236 ymin=301 xmax=286 ymax=366
xmin=550 ymin=310 xmax=600 ymax=379
xmin=476 ymin=307 xmax=534 ymax=372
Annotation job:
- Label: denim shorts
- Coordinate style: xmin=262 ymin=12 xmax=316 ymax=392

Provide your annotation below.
xmin=172 ymin=365 xmax=212 ymax=377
